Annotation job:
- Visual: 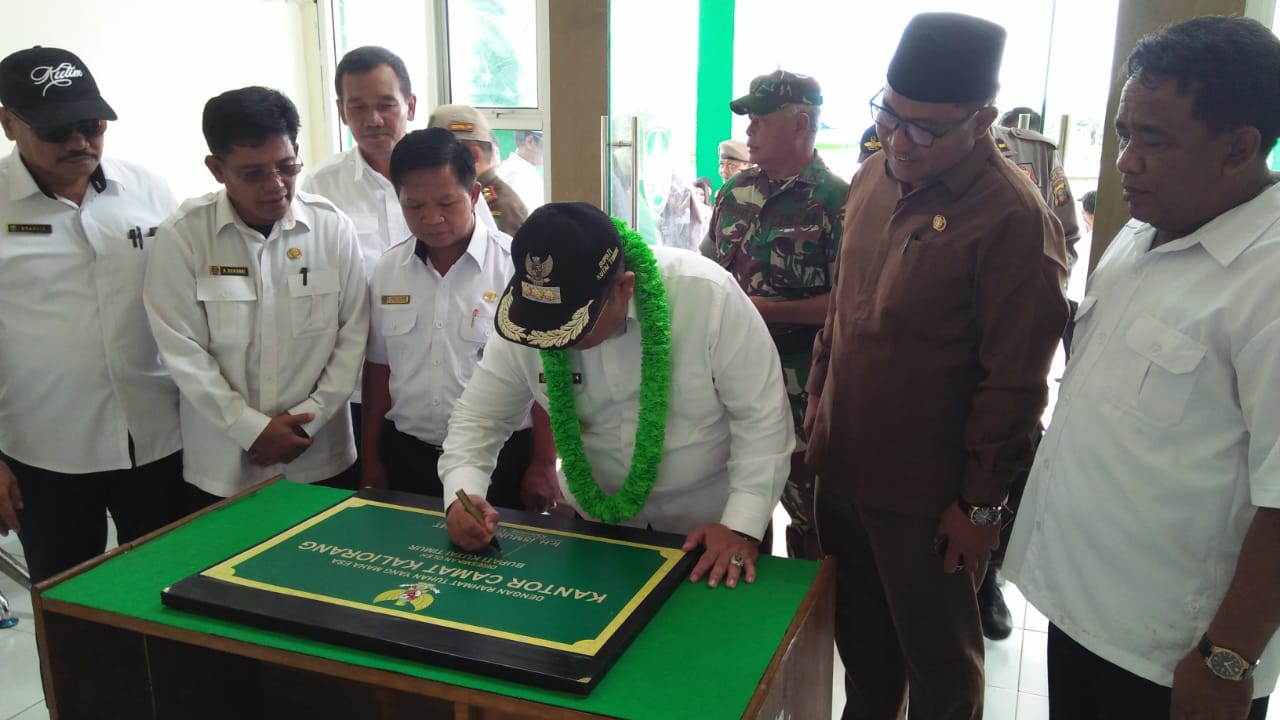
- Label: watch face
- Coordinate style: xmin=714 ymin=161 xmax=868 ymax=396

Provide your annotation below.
xmin=1209 ymin=651 xmax=1246 ymax=679
xmin=970 ymin=506 xmax=1001 ymax=527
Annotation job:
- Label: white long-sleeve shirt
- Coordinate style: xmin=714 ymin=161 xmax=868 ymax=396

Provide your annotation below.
xmin=144 ymin=189 xmax=369 ymax=496
xmin=440 ymin=246 xmax=794 ymax=538
xmin=0 ymin=152 xmax=181 ymax=473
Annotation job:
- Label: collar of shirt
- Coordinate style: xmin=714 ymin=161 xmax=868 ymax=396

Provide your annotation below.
xmin=348 ymin=145 xmax=394 ymax=190
xmin=735 ymin=151 xmax=830 ymax=198
xmin=410 ymin=213 xmax=489 ymax=271
xmin=1136 ymin=181 xmax=1280 ymax=267
xmin=6 ymin=148 xmax=110 ymax=201
xmin=212 ymin=188 xmax=309 ymax=239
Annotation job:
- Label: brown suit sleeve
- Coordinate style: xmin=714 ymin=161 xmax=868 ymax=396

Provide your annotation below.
xmin=960 ymin=205 xmax=1069 ymax=504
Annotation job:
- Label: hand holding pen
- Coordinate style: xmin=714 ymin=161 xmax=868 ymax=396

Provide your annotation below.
xmin=447 ymin=489 xmax=502 ymax=554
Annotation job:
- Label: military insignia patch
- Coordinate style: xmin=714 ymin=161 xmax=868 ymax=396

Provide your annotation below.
xmin=932 ymin=214 xmax=948 ymax=232
xmin=448 ymin=121 xmax=476 ymax=133
xmin=1016 ymin=163 xmax=1037 ymax=184
xmin=596 ymin=246 xmax=619 ymax=280
xmin=1050 ymin=167 xmax=1070 ymax=207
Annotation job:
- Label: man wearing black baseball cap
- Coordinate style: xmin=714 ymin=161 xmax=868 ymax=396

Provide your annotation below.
xmin=0 ymin=47 xmax=184 ymax=583
xmin=439 ymin=202 xmax=795 ymax=589
xmin=804 ymin=13 xmax=1069 ymax=717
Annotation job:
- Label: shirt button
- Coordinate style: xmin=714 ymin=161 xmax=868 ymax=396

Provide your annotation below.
xmin=433 ymin=359 xmax=441 ymax=366
xmin=432 ymin=398 xmax=440 ymax=406
xmin=435 ymin=322 xmax=444 ymax=329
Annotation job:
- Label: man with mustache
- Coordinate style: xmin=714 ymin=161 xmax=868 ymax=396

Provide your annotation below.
xmin=144 ymin=87 xmax=369 ymax=509
xmin=0 ymin=47 xmax=184 ymax=582
xmin=1007 ymin=16 xmax=1280 ymax=719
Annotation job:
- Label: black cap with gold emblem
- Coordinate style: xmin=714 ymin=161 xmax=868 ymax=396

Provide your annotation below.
xmin=495 ymin=202 xmax=623 ymax=349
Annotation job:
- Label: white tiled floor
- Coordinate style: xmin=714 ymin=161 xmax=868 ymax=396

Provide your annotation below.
xmin=2 ymin=519 xmax=1278 ymax=720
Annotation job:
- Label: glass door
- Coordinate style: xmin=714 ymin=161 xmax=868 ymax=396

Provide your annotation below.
xmin=605 ymin=0 xmax=702 ymax=248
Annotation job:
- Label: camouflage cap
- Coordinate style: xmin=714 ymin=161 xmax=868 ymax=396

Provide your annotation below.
xmin=729 ymin=70 xmax=822 ymax=116
xmin=718 ymin=139 xmax=749 ymax=162
xmin=427 ymin=103 xmax=495 ymax=145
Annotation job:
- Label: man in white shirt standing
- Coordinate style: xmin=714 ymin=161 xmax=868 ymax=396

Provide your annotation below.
xmin=363 ymin=128 xmax=557 ymax=512
xmin=1006 ymin=16 xmax=1280 ymax=719
xmin=497 ymin=130 xmax=544 ymax=211
xmin=145 ymin=87 xmax=369 ymax=508
xmin=441 ymin=202 xmax=794 ymax=589
xmin=0 ymin=47 xmax=183 ymax=583
xmin=303 ymin=46 xmax=416 ymax=477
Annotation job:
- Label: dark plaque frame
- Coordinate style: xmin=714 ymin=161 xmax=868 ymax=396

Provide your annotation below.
xmin=161 ymin=488 xmax=700 ymax=694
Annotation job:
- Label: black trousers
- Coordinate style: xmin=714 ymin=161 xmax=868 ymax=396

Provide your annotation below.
xmin=384 ymin=426 xmax=532 ymax=510
xmin=1048 ymin=624 xmax=1269 ymax=719
xmin=7 ymin=450 xmax=184 ymax=584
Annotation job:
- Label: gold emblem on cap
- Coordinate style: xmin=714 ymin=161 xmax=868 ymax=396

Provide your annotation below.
xmin=525 ymin=254 xmax=554 ymax=284
xmin=932 ymin=214 xmax=947 ymax=232
xmin=448 ymin=121 xmax=476 ymax=133
xmin=483 ymin=291 xmax=498 ymax=302
xmin=287 ymin=247 xmax=302 ymax=260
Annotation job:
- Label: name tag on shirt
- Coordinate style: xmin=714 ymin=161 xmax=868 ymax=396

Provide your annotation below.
xmin=209 ymin=266 xmax=250 ymax=276
xmin=381 ymin=295 xmax=411 ymax=305
xmin=538 ymin=372 xmax=583 ymax=384
xmin=7 ymin=223 xmax=52 ymax=234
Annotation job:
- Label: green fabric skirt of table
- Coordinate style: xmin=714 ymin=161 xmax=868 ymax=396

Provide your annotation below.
xmin=43 ymin=481 xmax=821 ymax=719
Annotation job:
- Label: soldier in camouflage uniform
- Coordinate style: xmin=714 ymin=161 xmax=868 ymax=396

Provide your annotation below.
xmin=701 ymin=70 xmax=849 ymax=560
xmin=429 ymin=104 xmax=530 ymax=235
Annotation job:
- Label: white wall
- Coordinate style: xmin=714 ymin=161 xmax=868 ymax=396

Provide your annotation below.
xmin=0 ymin=0 xmax=327 ymax=200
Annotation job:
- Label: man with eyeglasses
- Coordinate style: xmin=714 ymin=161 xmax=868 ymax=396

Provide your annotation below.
xmin=702 ymin=70 xmax=847 ymax=562
xmin=803 ymin=13 xmax=1068 ymax=718
xmin=144 ymin=87 xmax=369 ymax=510
xmin=0 ymin=47 xmax=184 ymax=583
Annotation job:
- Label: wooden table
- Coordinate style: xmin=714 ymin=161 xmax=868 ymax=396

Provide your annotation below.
xmin=35 ymin=481 xmax=834 ymax=719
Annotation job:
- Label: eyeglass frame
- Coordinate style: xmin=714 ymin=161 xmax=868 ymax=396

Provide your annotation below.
xmin=219 ymin=160 xmax=305 ymax=184
xmin=9 ymin=112 xmax=106 ymax=144
xmin=869 ymin=89 xmax=982 ymax=149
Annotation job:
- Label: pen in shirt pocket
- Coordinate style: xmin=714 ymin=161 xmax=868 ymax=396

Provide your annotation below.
xmin=901 ymin=232 xmax=919 ymax=255
xmin=470 ymin=307 xmax=479 ymax=328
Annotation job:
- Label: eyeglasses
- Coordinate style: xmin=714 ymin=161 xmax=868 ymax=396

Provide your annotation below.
xmin=869 ymin=90 xmax=978 ymax=149
xmin=13 ymin=114 xmax=106 ymax=144
xmin=228 ymin=161 xmax=304 ymax=184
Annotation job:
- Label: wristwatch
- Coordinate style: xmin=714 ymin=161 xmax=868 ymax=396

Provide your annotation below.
xmin=956 ymin=498 xmax=1005 ymax=527
xmin=1198 ymin=633 xmax=1259 ymax=681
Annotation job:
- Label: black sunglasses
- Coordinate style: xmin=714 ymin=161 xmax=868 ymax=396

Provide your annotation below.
xmin=14 ymin=113 xmax=106 ymax=144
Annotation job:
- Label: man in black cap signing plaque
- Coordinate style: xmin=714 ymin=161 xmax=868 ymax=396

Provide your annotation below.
xmin=803 ymin=13 xmax=1069 ymax=718
xmin=438 ymin=202 xmax=794 ymax=589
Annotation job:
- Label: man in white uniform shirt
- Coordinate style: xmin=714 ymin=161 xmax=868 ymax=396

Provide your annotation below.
xmin=441 ymin=202 xmax=794 ymax=589
xmin=363 ymin=128 xmax=557 ymax=511
xmin=303 ymin=46 xmax=416 ymax=476
xmin=496 ymin=130 xmax=544 ymax=211
xmin=1006 ymin=16 xmax=1280 ymax=719
xmin=0 ymin=47 xmax=183 ymax=583
xmin=145 ymin=87 xmax=369 ymax=508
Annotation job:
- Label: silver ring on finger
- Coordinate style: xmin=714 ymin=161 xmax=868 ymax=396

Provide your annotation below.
xmin=730 ymin=554 xmax=745 ymax=568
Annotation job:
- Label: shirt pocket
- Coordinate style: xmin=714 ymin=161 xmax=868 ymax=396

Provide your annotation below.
xmin=379 ymin=307 xmax=418 ymax=366
xmin=287 ymin=269 xmax=341 ymax=337
xmin=1120 ymin=315 xmax=1206 ymax=425
xmin=459 ymin=308 xmax=496 ymax=346
xmin=196 ymin=276 xmax=257 ymax=344
xmin=765 ymin=211 xmax=830 ymax=291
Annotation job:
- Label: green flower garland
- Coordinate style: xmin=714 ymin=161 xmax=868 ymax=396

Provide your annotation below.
xmin=539 ymin=219 xmax=671 ymax=523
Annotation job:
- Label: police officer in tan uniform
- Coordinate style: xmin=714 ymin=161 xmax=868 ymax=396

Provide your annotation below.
xmin=717 ymin=139 xmax=752 ymax=186
xmin=429 ymin=104 xmax=529 ymax=235
xmin=980 ymin=112 xmax=1082 ymax=642
xmin=992 ymin=114 xmax=1081 ymax=269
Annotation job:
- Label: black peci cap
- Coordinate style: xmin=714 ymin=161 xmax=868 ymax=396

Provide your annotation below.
xmin=887 ymin=13 xmax=1006 ymax=104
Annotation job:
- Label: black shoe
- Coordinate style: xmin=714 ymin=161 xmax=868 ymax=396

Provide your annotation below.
xmin=978 ymin=571 xmax=1013 ymax=641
